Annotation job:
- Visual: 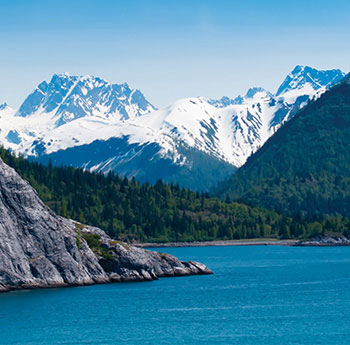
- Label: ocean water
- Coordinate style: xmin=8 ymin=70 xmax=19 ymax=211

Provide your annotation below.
xmin=1 ymin=245 xmax=350 ymax=345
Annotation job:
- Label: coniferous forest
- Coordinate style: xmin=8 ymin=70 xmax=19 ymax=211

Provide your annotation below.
xmin=1 ymin=147 xmax=350 ymax=242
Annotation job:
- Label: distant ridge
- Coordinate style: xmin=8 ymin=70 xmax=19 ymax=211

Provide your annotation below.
xmin=0 ymin=66 xmax=345 ymax=190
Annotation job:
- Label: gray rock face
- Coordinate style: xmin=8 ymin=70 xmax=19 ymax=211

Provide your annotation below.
xmin=296 ymin=236 xmax=350 ymax=246
xmin=0 ymin=158 xmax=212 ymax=292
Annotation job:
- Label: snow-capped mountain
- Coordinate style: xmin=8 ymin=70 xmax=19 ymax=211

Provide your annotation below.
xmin=276 ymin=65 xmax=344 ymax=96
xmin=16 ymin=73 xmax=156 ymax=125
xmin=207 ymin=65 xmax=345 ymax=166
xmin=0 ymin=102 xmax=14 ymax=115
xmin=0 ymin=65 xmax=345 ymax=190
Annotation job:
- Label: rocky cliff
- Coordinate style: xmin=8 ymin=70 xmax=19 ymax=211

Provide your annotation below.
xmin=0 ymin=158 xmax=212 ymax=292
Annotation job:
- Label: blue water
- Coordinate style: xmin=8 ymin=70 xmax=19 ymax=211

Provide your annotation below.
xmin=1 ymin=246 xmax=350 ymax=345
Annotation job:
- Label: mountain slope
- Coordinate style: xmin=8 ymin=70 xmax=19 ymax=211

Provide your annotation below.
xmin=33 ymin=137 xmax=235 ymax=191
xmin=0 ymin=156 xmax=212 ymax=292
xmin=216 ymin=76 xmax=350 ymax=217
xmin=0 ymin=66 xmax=345 ymax=190
xmin=2 ymin=146 xmax=350 ymax=244
xmin=0 ymin=146 xmax=288 ymax=242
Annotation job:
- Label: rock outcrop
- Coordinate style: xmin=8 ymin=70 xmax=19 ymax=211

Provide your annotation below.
xmin=295 ymin=236 xmax=350 ymax=246
xmin=0 ymin=158 xmax=212 ymax=292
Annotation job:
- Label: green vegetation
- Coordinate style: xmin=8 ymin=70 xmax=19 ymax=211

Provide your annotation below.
xmin=81 ymin=233 xmax=113 ymax=260
xmin=0 ymin=146 xmax=285 ymax=241
xmin=75 ymin=222 xmax=84 ymax=249
xmin=217 ymin=77 xmax=350 ymax=221
xmin=76 ymin=230 xmax=82 ymax=249
xmin=1 ymin=140 xmax=350 ymax=241
xmin=110 ymin=240 xmax=130 ymax=250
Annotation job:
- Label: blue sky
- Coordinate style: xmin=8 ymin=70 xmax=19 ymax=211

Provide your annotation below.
xmin=1 ymin=0 xmax=350 ymax=108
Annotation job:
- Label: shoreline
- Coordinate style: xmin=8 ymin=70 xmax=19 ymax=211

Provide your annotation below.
xmin=134 ymin=239 xmax=298 ymax=248
xmin=135 ymin=238 xmax=350 ymax=248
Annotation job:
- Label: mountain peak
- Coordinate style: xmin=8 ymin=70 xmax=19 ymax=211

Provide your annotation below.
xmin=290 ymin=65 xmax=306 ymax=74
xmin=0 ymin=102 xmax=8 ymax=111
xmin=15 ymin=74 xmax=156 ymax=124
xmin=216 ymin=78 xmax=350 ymax=217
xmin=276 ymin=65 xmax=346 ymax=96
xmin=54 ymin=71 xmax=71 ymax=77
xmin=0 ymin=102 xmax=14 ymax=115
xmin=49 ymin=72 xmax=74 ymax=84
xmin=245 ymin=87 xmax=271 ymax=99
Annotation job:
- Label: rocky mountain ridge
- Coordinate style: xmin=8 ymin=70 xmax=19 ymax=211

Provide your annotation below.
xmin=16 ymin=73 xmax=156 ymax=123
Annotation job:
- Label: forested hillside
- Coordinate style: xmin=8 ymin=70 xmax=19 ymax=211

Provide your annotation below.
xmin=216 ymin=76 xmax=350 ymax=218
xmin=2 ymin=147 xmax=349 ymax=241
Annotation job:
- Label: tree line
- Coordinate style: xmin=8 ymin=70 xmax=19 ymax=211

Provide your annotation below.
xmin=1 ymin=147 xmax=349 ymax=242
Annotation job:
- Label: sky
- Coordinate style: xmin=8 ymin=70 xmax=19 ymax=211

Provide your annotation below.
xmin=1 ymin=0 xmax=350 ymax=108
